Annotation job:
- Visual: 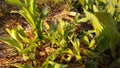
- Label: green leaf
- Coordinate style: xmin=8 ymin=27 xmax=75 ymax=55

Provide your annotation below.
xmin=84 ymin=9 xmax=103 ymax=36
xmin=5 ymin=0 xmax=25 ymax=6
xmin=83 ymin=49 xmax=97 ymax=59
xmin=99 ymin=0 xmax=107 ymax=3
xmin=93 ymin=5 xmax=99 ymax=12
xmin=89 ymin=39 xmax=95 ymax=49
xmin=79 ymin=0 xmax=85 ymax=6
xmin=24 ymin=0 xmax=36 ymax=15
xmin=94 ymin=12 xmax=120 ymax=57
xmin=70 ymin=38 xmax=81 ymax=60
xmin=48 ymin=61 xmax=68 ymax=68
xmin=57 ymin=19 xmax=65 ymax=36
xmin=83 ymin=35 xmax=89 ymax=45
xmin=11 ymin=63 xmax=33 ymax=68
xmin=42 ymin=47 xmax=65 ymax=68
xmin=71 ymin=38 xmax=80 ymax=55
xmin=64 ymin=48 xmax=74 ymax=55
xmin=17 ymin=25 xmax=30 ymax=43
xmin=20 ymin=8 xmax=36 ymax=29
xmin=0 ymin=36 xmax=22 ymax=52
xmin=84 ymin=9 xmax=120 ymax=57
xmin=6 ymin=28 xmax=23 ymax=49
xmin=40 ymin=7 xmax=49 ymax=19
xmin=49 ymin=19 xmax=57 ymax=31
xmin=107 ymin=0 xmax=117 ymax=15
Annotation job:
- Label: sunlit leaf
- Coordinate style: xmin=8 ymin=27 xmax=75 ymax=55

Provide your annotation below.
xmin=89 ymin=39 xmax=95 ymax=49
xmin=107 ymin=0 xmax=117 ymax=15
xmin=93 ymin=5 xmax=99 ymax=12
xmin=83 ymin=35 xmax=89 ymax=45
xmin=57 ymin=19 xmax=65 ymax=36
xmin=17 ymin=25 xmax=30 ymax=43
xmin=5 ymin=0 xmax=25 ymax=6
xmin=84 ymin=9 xmax=120 ymax=57
xmin=79 ymin=0 xmax=85 ymax=6
xmin=84 ymin=9 xmax=103 ymax=36
xmin=48 ymin=61 xmax=68 ymax=68
xmin=25 ymin=0 xmax=36 ymax=15
xmin=0 ymin=36 xmax=22 ymax=52
xmin=99 ymin=0 xmax=107 ymax=3
xmin=6 ymin=28 xmax=23 ymax=49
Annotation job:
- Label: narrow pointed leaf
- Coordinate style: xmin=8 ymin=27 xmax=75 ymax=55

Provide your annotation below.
xmin=5 ymin=0 xmax=25 ymax=6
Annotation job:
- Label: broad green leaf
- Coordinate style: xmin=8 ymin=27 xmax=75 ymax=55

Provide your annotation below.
xmin=20 ymin=8 xmax=36 ymax=29
xmin=29 ymin=0 xmax=36 ymax=15
xmin=0 ymin=36 xmax=22 ymax=52
xmin=6 ymin=28 xmax=11 ymax=36
xmin=70 ymin=38 xmax=81 ymax=60
xmin=42 ymin=60 xmax=49 ymax=68
xmin=71 ymin=38 xmax=80 ymax=55
xmin=118 ymin=0 xmax=120 ymax=6
xmin=11 ymin=30 xmax=21 ymax=42
xmin=117 ymin=0 xmax=120 ymax=12
xmin=6 ymin=28 xmax=23 ymax=49
xmin=107 ymin=0 xmax=117 ymax=15
xmin=78 ymin=17 xmax=89 ymax=23
xmin=79 ymin=0 xmax=85 ymax=6
xmin=57 ymin=19 xmax=65 ymax=36
xmin=89 ymin=39 xmax=95 ymax=49
xmin=84 ymin=9 xmax=120 ymax=57
xmin=94 ymin=12 xmax=120 ymax=57
xmin=84 ymin=9 xmax=103 ymax=36
xmin=43 ymin=32 xmax=59 ymax=45
xmin=83 ymin=35 xmax=89 ymax=45
xmin=24 ymin=0 xmax=36 ymax=15
xmin=64 ymin=48 xmax=74 ymax=55
xmin=17 ymin=25 xmax=30 ymax=43
xmin=64 ymin=48 xmax=81 ymax=60
xmin=5 ymin=0 xmax=25 ymax=6
xmin=42 ymin=47 xmax=65 ymax=68
xmin=93 ymin=5 xmax=99 ymax=12
xmin=48 ymin=61 xmax=68 ymax=68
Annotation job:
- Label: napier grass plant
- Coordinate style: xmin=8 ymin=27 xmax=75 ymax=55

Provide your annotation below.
xmin=0 ymin=0 xmax=82 ymax=68
xmin=0 ymin=0 xmax=49 ymax=67
xmin=78 ymin=0 xmax=120 ymax=56
xmin=0 ymin=0 xmax=120 ymax=68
